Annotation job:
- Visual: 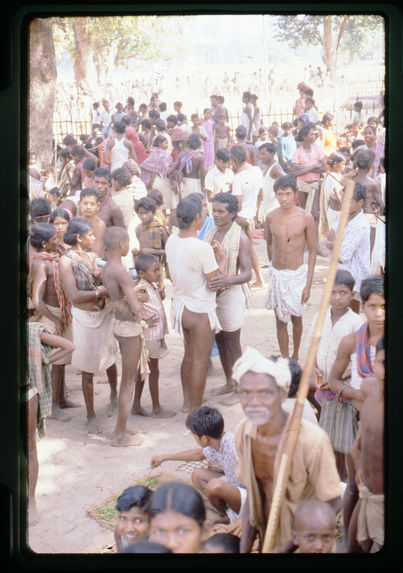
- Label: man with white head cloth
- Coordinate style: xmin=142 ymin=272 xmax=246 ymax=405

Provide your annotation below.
xmin=232 ymin=346 xmax=342 ymax=553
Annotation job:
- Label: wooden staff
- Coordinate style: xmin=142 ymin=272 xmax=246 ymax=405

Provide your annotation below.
xmin=261 ymin=178 xmax=355 ymax=553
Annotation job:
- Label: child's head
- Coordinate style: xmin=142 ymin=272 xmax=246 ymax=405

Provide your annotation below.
xmin=29 ymin=197 xmax=52 ymax=224
xmin=48 ymin=186 xmax=60 ymax=203
xmin=185 ymin=406 xmax=224 ymax=444
xmin=203 ymin=533 xmax=240 ymax=554
xmin=292 ymin=500 xmax=337 ymax=553
xmin=102 ymin=225 xmax=130 ymax=257
xmin=147 ymin=189 xmax=163 ymax=208
xmin=134 ymin=254 xmax=160 ymax=284
xmin=360 ymin=275 xmax=385 ymax=326
xmin=374 ymin=335 xmax=385 ymax=385
xmin=330 ymin=270 xmax=355 ymax=311
xmin=135 ymin=197 xmax=156 ymax=225
xmin=115 ymin=485 xmax=152 ymax=551
xmin=148 ymin=481 xmax=209 ymax=553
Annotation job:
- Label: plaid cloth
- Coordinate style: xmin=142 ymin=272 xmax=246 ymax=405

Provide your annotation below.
xmin=27 ymin=322 xmax=53 ymax=439
xmin=63 ymin=250 xmax=102 ymax=291
xmin=32 ymin=251 xmax=72 ymax=333
xmin=356 ymin=322 xmax=374 ymax=378
xmin=136 ymin=221 xmax=165 ymax=251
xmin=140 ymin=147 xmax=173 ymax=186
xmin=168 ymin=149 xmax=198 ymax=191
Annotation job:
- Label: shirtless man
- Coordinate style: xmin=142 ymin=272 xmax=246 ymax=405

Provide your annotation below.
xmin=232 ymin=346 xmax=342 ymax=552
xmin=352 ymin=149 xmax=385 ymax=255
xmin=203 ymin=193 xmax=252 ymax=398
xmin=101 ymin=226 xmax=149 ymax=447
xmin=257 ymin=143 xmax=284 ymax=225
xmin=165 ymin=195 xmax=228 ymax=412
xmin=92 ymin=167 xmax=126 ymax=229
xmin=29 ymin=223 xmax=75 ymax=422
xmin=78 ymin=188 xmax=106 ymax=258
xmin=265 ymin=174 xmax=316 ymax=361
xmin=351 ymin=336 xmax=384 ymax=553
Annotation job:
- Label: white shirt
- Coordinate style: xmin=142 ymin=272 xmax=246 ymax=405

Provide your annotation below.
xmin=204 ymin=164 xmax=234 ymax=195
xmin=232 ymin=166 xmax=263 ymax=219
xmin=165 ymin=233 xmax=218 ymax=314
xmin=337 ymin=211 xmax=371 ymax=292
xmin=307 ymin=106 xmax=320 ymax=123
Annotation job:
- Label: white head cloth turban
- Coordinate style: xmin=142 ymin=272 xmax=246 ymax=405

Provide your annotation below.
xmin=232 ymin=346 xmax=291 ymax=393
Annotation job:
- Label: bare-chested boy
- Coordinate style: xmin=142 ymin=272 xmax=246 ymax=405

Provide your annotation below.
xmin=78 ymin=188 xmax=106 ymax=258
xmin=101 ymin=226 xmax=148 ymax=447
xmin=351 ymin=335 xmax=384 ymax=553
xmin=265 ymin=174 xmax=316 ymax=361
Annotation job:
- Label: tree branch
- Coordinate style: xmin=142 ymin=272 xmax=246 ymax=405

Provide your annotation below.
xmin=336 ymin=15 xmax=349 ymax=52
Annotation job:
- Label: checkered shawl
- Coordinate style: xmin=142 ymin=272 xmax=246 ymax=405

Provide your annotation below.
xmin=32 ymin=251 xmax=72 ymax=333
xmin=27 ymin=322 xmax=53 ymax=438
xmin=356 ymin=322 xmax=374 ymax=378
xmin=140 ymin=147 xmax=173 ymax=186
xmin=63 ymin=250 xmax=102 ymax=291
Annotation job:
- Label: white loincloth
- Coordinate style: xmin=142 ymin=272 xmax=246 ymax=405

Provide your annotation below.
xmin=216 ymin=285 xmax=245 ymax=332
xmin=265 ymin=264 xmax=307 ymax=323
xmin=170 ymin=296 xmax=221 ymax=338
xmin=179 ymin=177 xmax=202 ymax=199
xmin=154 ymin=175 xmax=178 ymax=210
xmin=357 ymin=482 xmax=384 ymax=551
xmin=71 ymin=306 xmax=119 ymax=374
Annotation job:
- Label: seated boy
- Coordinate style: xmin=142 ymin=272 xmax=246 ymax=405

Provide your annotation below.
xmin=150 ymin=405 xmax=247 ymax=524
xmin=272 ymin=499 xmax=337 ymax=554
xmin=131 ymin=254 xmax=174 ymax=418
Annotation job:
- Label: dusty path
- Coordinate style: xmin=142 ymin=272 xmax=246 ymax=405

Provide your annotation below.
xmin=27 ymin=239 xmax=331 ymax=554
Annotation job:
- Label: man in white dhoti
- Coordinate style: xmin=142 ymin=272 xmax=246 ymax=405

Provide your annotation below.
xmin=265 ymin=175 xmax=316 ymax=361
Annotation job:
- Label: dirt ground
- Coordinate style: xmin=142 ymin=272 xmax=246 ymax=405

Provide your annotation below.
xmin=27 ymin=238 xmax=332 ymax=554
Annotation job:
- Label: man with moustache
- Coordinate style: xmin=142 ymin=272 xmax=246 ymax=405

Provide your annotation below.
xmin=233 ymin=347 xmax=342 ymax=553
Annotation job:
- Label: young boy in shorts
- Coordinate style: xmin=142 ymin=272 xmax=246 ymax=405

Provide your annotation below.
xmin=150 ymin=405 xmax=247 ymax=525
xmin=131 ymin=254 xmax=174 ymax=418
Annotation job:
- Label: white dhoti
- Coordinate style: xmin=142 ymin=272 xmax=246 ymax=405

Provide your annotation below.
xmin=357 ymin=482 xmax=384 ymax=551
xmin=265 ymin=264 xmax=307 ymax=323
xmin=170 ymin=296 xmax=221 ymax=338
xmin=179 ymin=177 xmax=202 ymax=199
xmin=326 ymin=207 xmax=340 ymax=231
xmin=154 ymin=175 xmax=178 ymax=211
xmin=216 ymin=285 xmax=245 ymax=332
xmin=71 ymin=306 xmax=119 ymax=374
xmin=38 ymin=305 xmax=73 ymax=365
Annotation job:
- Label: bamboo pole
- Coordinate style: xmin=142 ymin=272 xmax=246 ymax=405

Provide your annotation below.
xmin=261 ymin=178 xmax=355 ymax=553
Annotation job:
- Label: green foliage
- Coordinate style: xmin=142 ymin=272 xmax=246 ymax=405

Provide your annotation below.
xmin=273 ymin=14 xmax=383 ymax=54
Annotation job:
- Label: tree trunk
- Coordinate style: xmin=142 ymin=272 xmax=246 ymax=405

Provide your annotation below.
xmin=71 ymin=18 xmax=95 ymax=88
xmin=29 ymin=18 xmax=57 ymax=172
xmin=323 ymin=16 xmax=337 ymax=85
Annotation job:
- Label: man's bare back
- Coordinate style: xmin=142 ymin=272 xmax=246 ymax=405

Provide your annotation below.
xmin=266 ymin=206 xmax=312 ymax=270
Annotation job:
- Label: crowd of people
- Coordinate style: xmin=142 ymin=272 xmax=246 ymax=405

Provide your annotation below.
xmin=26 ymin=79 xmax=386 ymax=554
